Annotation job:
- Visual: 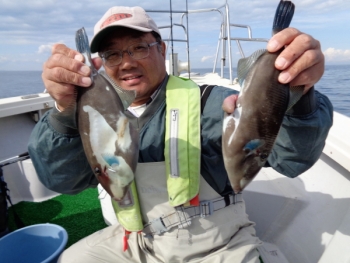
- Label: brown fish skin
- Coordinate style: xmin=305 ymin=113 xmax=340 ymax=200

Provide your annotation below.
xmin=77 ymin=73 xmax=139 ymax=201
xmin=222 ymin=50 xmax=289 ymax=194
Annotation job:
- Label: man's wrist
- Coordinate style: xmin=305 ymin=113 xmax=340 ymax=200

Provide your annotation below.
xmin=285 ymin=86 xmax=317 ymax=116
xmin=48 ymin=104 xmax=79 ymax=135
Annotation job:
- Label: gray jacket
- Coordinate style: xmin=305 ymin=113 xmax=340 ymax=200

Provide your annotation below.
xmin=28 ymin=75 xmax=333 ymax=196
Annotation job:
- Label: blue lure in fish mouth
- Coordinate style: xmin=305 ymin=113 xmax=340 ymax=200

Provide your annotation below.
xmin=243 ymin=139 xmax=266 ymax=158
xmin=102 ymin=154 xmax=120 ymax=167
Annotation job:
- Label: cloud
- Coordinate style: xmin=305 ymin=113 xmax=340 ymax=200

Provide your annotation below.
xmin=0 ymin=56 xmax=9 ymax=62
xmin=37 ymin=40 xmax=66 ymax=54
xmin=323 ymin=48 xmax=350 ymax=63
xmin=201 ymin=55 xmax=214 ymax=62
xmin=37 ymin=44 xmax=53 ymax=54
xmin=1 ymin=0 xmax=350 ymax=70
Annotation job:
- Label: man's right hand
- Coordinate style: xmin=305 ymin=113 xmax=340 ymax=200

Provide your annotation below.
xmin=42 ymin=44 xmax=102 ymax=111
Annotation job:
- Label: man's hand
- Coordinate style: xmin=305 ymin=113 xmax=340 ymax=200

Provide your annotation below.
xmin=42 ymin=44 xmax=103 ymax=111
xmin=222 ymin=94 xmax=239 ymax=115
xmin=267 ymin=27 xmax=325 ymax=93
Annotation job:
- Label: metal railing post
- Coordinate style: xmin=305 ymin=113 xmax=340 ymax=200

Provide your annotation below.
xmin=225 ymin=2 xmax=233 ymax=84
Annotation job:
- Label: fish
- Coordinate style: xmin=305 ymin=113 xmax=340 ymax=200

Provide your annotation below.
xmin=222 ymin=0 xmax=304 ymax=194
xmin=53 ymin=27 xmax=139 ymax=201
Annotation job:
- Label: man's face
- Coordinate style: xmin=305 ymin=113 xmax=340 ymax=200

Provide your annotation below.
xmin=99 ymin=28 xmax=166 ymax=106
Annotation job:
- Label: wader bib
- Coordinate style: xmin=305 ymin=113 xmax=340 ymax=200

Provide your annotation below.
xmin=59 ymin=162 xmax=262 ymax=263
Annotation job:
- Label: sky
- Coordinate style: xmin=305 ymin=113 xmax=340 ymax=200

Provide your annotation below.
xmin=1 ymin=0 xmax=350 ymax=71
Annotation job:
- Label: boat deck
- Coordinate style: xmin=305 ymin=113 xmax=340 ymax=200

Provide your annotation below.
xmin=184 ymin=72 xmax=240 ymax=90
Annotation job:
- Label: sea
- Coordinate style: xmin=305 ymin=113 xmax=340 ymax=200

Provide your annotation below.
xmin=0 ymin=65 xmax=349 ymax=117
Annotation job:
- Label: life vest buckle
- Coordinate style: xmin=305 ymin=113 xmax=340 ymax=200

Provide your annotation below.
xmin=149 ymin=217 xmax=168 ymax=235
xmin=200 ymin=200 xmax=214 ymax=218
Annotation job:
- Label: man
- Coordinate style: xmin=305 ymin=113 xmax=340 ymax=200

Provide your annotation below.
xmin=28 ymin=6 xmax=333 ymax=263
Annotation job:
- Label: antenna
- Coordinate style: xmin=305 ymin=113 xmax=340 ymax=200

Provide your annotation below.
xmin=170 ymin=0 xmax=175 ymax=75
xmin=185 ymin=0 xmax=190 ymax=78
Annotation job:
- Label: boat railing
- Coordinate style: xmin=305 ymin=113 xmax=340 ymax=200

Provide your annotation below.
xmin=157 ymin=23 xmax=190 ymax=75
xmin=145 ymin=8 xmax=191 ymax=77
xmin=148 ymin=1 xmax=270 ymax=84
xmin=228 ymin=23 xmax=270 ymax=57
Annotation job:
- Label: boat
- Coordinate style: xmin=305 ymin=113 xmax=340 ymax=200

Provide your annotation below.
xmin=1 ymin=1 xmax=350 ymax=262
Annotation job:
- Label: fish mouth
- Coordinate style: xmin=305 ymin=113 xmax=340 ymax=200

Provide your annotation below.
xmin=110 ymin=183 xmax=132 ymax=201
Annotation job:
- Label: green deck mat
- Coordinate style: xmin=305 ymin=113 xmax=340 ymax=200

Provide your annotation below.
xmin=8 ymin=188 xmax=107 ymax=248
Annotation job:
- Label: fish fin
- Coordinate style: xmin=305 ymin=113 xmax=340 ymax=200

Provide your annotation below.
xmin=75 ymin=27 xmax=98 ymax=78
xmin=233 ymin=185 xmax=242 ymax=195
xmin=240 ymin=178 xmax=253 ymax=192
xmin=286 ymin=85 xmax=304 ymax=111
xmin=237 ymin=49 xmax=266 ymax=87
xmin=50 ymin=87 xmax=78 ymax=129
xmin=272 ymin=0 xmax=295 ymax=35
xmin=100 ymin=71 xmax=137 ymax=110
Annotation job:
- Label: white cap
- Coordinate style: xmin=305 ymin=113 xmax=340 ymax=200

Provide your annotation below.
xmin=90 ymin=6 xmax=160 ymax=53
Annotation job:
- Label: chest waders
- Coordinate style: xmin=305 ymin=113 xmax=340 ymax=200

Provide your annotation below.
xmin=111 ymin=76 xmax=201 ymax=251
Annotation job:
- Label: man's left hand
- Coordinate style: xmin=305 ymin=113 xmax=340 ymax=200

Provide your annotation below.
xmin=267 ymin=27 xmax=325 ymax=93
xmin=223 ymin=28 xmax=324 ymax=113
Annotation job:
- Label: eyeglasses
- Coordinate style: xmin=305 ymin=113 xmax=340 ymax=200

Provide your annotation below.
xmin=99 ymin=42 xmax=159 ymax=67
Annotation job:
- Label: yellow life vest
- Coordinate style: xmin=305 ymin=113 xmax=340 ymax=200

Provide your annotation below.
xmin=112 ymin=75 xmax=201 ymax=232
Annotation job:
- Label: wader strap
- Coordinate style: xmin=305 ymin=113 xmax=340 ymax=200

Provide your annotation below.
xmin=199 ymin=84 xmax=216 ymax=114
xmin=143 ymin=193 xmax=243 ymax=236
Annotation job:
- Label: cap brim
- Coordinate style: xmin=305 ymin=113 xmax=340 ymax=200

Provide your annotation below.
xmin=90 ymin=25 xmax=153 ymax=53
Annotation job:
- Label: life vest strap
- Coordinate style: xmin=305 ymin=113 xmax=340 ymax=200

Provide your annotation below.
xmin=143 ymin=193 xmax=243 ymax=236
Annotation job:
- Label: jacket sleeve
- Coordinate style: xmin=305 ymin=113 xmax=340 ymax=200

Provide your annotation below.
xmin=265 ymin=87 xmax=334 ymax=177
xmin=27 ymin=109 xmax=98 ymax=194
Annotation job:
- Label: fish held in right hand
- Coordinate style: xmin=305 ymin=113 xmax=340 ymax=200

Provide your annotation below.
xmin=222 ymin=1 xmax=303 ymax=194
xmin=53 ymin=28 xmax=139 ymax=201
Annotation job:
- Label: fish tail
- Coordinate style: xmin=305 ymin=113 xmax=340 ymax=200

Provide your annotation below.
xmin=55 ymin=27 xmax=97 ymax=129
xmin=75 ymin=27 xmax=97 ymax=77
xmin=272 ymin=0 xmax=295 ymax=35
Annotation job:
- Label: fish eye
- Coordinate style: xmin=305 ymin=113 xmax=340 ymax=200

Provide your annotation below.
xmin=94 ymin=167 xmax=101 ymax=175
xmin=260 ymin=153 xmax=268 ymax=160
